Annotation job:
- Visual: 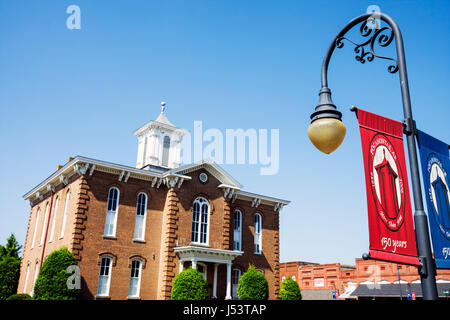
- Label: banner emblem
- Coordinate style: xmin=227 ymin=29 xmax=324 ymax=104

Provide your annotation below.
xmin=426 ymin=153 xmax=450 ymax=239
xmin=369 ymin=134 xmax=405 ymax=231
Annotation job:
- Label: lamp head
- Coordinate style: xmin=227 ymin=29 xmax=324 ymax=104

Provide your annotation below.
xmin=308 ymin=87 xmax=346 ymax=154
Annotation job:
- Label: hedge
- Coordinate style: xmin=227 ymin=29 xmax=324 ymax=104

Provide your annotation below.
xmin=6 ymin=293 xmax=32 ymax=300
xmin=237 ymin=265 xmax=269 ymax=300
xmin=171 ymin=267 xmax=208 ymax=300
xmin=33 ymin=247 xmax=80 ymax=300
xmin=279 ymin=277 xmax=302 ymax=300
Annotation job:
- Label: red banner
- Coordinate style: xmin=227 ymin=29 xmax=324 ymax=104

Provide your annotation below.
xmin=355 ymin=108 xmax=419 ymax=265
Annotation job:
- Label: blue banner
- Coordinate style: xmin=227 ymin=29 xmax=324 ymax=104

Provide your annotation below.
xmin=417 ymin=130 xmax=450 ymax=269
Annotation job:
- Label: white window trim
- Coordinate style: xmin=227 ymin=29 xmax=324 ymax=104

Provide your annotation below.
xmin=133 ymin=192 xmax=148 ymax=241
xmin=128 ymin=259 xmax=143 ymax=299
xmin=59 ymin=190 xmax=70 ymax=239
xmin=31 ymin=208 xmax=40 ymax=249
xmin=96 ymin=257 xmax=112 ymax=298
xmin=254 ymin=213 xmax=262 ymax=254
xmin=48 ymin=196 xmax=59 ymax=242
xmin=190 ymin=197 xmax=210 ymax=246
xmin=23 ymin=263 xmax=30 ymax=294
xmin=39 ymin=202 xmax=50 ymax=246
xmin=31 ymin=262 xmax=39 ymax=297
xmin=104 ymin=187 xmax=120 ymax=237
xmin=233 ymin=210 xmax=242 ymax=251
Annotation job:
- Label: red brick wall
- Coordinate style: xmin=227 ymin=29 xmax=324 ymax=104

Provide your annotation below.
xmin=19 ymin=166 xmax=282 ymax=300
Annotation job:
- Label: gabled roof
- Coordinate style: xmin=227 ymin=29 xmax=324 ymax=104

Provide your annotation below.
xmin=169 ymin=159 xmax=243 ymax=189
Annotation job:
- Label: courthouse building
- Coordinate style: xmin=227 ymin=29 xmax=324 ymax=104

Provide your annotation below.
xmin=18 ymin=103 xmax=289 ymax=300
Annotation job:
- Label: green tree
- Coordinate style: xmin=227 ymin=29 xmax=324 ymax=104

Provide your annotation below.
xmin=0 ymin=257 xmax=21 ymax=300
xmin=33 ymin=247 xmax=80 ymax=300
xmin=237 ymin=265 xmax=269 ymax=300
xmin=0 ymin=234 xmax=22 ymax=260
xmin=171 ymin=267 xmax=208 ymax=300
xmin=279 ymin=277 xmax=302 ymax=300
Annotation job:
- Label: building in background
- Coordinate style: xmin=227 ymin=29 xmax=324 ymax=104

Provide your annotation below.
xmin=18 ymin=103 xmax=290 ymax=300
xmin=280 ymin=258 xmax=450 ymax=300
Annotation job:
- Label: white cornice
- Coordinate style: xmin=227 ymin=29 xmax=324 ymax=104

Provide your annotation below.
xmin=23 ymin=156 xmax=290 ymax=212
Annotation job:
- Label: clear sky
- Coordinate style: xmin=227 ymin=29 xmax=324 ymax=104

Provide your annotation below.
xmin=0 ymin=0 xmax=449 ymax=266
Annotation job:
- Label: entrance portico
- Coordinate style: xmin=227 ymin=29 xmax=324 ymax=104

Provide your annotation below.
xmin=174 ymin=246 xmax=243 ymax=299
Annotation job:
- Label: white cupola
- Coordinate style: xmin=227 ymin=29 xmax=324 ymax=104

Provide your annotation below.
xmin=134 ymin=102 xmax=187 ymax=170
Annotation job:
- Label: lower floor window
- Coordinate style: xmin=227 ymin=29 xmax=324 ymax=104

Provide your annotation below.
xmin=128 ymin=260 xmax=142 ymax=298
xmin=97 ymin=257 xmax=112 ymax=296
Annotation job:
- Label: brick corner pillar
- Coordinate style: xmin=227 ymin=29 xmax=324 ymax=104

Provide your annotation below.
xmin=71 ymin=177 xmax=90 ymax=262
xmin=273 ymin=210 xmax=280 ymax=299
xmin=157 ymin=187 xmax=180 ymax=300
xmin=222 ymin=198 xmax=232 ymax=250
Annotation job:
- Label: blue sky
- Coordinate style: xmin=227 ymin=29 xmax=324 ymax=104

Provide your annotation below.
xmin=0 ymin=0 xmax=449 ymax=266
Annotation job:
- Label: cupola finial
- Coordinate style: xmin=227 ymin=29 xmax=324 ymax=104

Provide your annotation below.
xmin=161 ymin=101 xmax=166 ymax=113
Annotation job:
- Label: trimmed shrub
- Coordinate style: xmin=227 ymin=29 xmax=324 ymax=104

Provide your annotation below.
xmin=279 ymin=277 xmax=302 ymax=300
xmin=171 ymin=267 xmax=208 ymax=300
xmin=0 ymin=256 xmax=21 ymax=300
xmin=33 ymin=248 xmax=80 ymax=300
xmin=6 ymin=293 xmax=32 ymax=300
xmin=237 ymin=265 xmax=269 ymax=300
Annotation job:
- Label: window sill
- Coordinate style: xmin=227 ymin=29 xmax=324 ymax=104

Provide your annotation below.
xmin=103 ymin=235 xmax=117 ymax=240
xmin=127 ymin=296 xmax=141 ymax=300
xmin=254 ymin=252 xmax=262 ymax=255
xmin=95 ymin=295 xmax=111 ymax=300
xmin=133 ymin=239 xmax=146 ymax=244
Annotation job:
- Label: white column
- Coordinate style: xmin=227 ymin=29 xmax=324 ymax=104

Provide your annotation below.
xmin=225 ymin=262 xmax=232 ymax=300
xmin=179 ymin=260 xmax=184 ymax=273
xmin=213 ymin=264 xmax=219 ymax=299
xmin=191 ymin=258 xmax=197 ymax=270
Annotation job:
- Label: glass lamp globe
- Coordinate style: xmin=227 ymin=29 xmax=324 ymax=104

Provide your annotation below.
xmin=308 ymin=117 xmax=346 ymax=154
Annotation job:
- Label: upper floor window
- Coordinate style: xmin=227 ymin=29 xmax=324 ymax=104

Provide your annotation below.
xmin=60 ymin=189 xmax=70 ymax=239
xmin=128 ymin=259 xmax=142 ymax=298
xmin=162 ymin=135 xmax=171 ymax=167
xmin=49 ymin=196 xmax=59 ymax=242
xmin=133 ymin=193 xmax=148 ymax=241
xmin=254 ymin=213 xmax=262 ymax=254
xmin=39 ymin=202 xmax=50 ymax=246
xmin=97 ymin=257 xmax=112 ymax=297
xmin=191 ymin=197 xmax=209 ymax=245
xmin=104 ymin=187 xmax=120 ymax=237
xmin=233 ymin=210 xmax=242 ymax=251
xmin=31 ymin=208 xmax=40 ymax=249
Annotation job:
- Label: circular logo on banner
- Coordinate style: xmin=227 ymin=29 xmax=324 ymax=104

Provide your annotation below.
xmin=425 ymin=153 xmax=450 ymax=240
xmin=368 ymin=134 xmax=406 ymax=231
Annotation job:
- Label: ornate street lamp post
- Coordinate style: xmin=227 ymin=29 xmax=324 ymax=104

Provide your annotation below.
xmin=308 ymin=12 xmax=438 ymax=300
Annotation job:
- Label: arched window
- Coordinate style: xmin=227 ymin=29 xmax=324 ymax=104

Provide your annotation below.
xmin=49 ymin=196 xmax=59 ymax=242
xmin=31 ymin=208 xmax=40 ymax=249
xmin=97 ymin=257 xmax=112 ymax=297
xmin=133 ymin=193 xmax=148 ymax=241
xmin=233 ymin=210 xmax=242 ymax=251
xmin=292 ymin=275 xmax=297 ymax=282
xmin=40 ymin=202 xmax=50 ymax=246
xmin=31 ymin=262 xmax=39 ymax=297
xmin=60 ymin=189 xmax=70 ymax=239
xmin=162 ymin=135 xmax=171 ymax=167
xmin=128 ymin=259 xmax=142 ymax=298
xmin=104 ymin=187 xmax=120 ymax=237
xmin=191 ymin=197 xmax=209 ymax=245
xmin=254 ymin=213 xmax=262 ymax=254
xmin=23 ymin=263 xmax=30 ymax=294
